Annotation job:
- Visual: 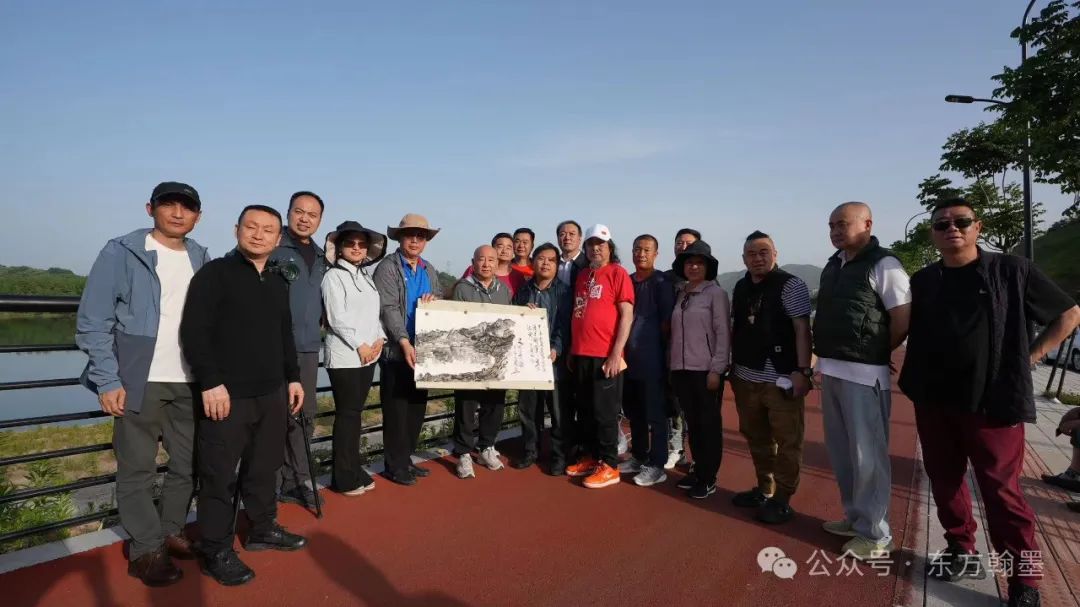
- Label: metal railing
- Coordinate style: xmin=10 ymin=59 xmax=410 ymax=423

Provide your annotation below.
xmin=0 ymin=295 xmax=519 ymax=547
xmin=1044 ymin=328 xmax=1078 ymax=401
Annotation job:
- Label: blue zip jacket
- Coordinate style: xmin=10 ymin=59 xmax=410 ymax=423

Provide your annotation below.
xmin=269 ymin=229 xmax=328 ymax=353
xmin=76 ymin=228 xmax=211 ymax=413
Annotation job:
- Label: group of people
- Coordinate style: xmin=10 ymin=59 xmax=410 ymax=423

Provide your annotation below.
xmin=75 ymin=183 xmax=1079 ymax=607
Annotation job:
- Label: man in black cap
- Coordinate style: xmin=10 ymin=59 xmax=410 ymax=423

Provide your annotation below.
xmin=76 ymin=182 xmax=208 ymax=586
xmin=181 ymin=204 xmax=308 ymax=586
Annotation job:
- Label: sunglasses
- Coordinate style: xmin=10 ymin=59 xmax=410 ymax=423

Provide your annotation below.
xmin=932 ymin=217 xmax=976 ymax=232
xmin=342 ymin=240 xmax=367 ymax=249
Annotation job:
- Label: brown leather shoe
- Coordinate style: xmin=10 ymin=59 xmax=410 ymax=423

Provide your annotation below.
xmin=164 ymin=533 xmax=195 ymax=560
xmin=128 ymin=547 xmax=183 ymax=587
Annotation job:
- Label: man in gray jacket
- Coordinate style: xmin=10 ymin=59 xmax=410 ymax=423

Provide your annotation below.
xmin=77 ymin=182 xmax=210 ymax=587
xmin=271 ymin=191 xmax=327 ymax=509
xmin=450 ymin=245 xmax=513 ymax=478
xmin=372 ymin=213 xmax=442 ymax=485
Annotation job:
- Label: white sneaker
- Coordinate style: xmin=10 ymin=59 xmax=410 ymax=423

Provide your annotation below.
xmin=618 ymin=458 xmax=644 ymax=474
xmin=633 ymin=466 xmax=668 ymax=487
xmin=664 ymin=450 xmax=682 ymax=470
xmin=479 ymin=447 xmax=504 ymax=471
xmin=457 ymin=454 xmax=476 ymax=479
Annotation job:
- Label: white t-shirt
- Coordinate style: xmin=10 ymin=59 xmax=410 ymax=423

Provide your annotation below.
xmin=146 ymin=234 xmax=196 ymax=383
xmin=817 ymin=254 xmax=911 ymax=390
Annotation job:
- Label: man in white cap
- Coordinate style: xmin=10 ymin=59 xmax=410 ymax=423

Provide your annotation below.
xmin=372 ymin=213 xmax=442 ymax=485
xmin=565 ymin=224 xmax=636 ymax=489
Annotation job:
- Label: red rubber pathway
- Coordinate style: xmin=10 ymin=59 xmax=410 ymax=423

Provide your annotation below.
xmin=2 ymin=375 xmax=928 ymax=607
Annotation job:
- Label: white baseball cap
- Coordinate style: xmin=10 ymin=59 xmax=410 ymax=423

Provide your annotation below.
xmin=583 ymin=224 xmax=613 ymax=242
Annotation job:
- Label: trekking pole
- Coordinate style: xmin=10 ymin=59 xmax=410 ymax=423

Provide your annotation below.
xmin=1054 ymin=330 xmax=1077 ymax=401
xmin=231 ymin=473 xmax=243 ymax=535
xmin=1045 ymin=339 xmax=1067 ymax=394
xmin=296 ymin=413 xmax=323 ymax=518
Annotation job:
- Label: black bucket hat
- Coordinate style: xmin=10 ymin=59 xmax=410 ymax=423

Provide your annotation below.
xmin=672 ymin=240 xmax=719 ymax=281
xmin=325 ymin=220 xmax=388 ymax=267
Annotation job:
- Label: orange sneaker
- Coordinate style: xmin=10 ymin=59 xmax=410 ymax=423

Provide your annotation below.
xmin=566 ymin=456 xmax=599 ymax=477
xmin=584 ymin=463 xmax=620 ymax=489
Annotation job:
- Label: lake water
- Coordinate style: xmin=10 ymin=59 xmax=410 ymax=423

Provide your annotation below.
xmin=0 ymin=316 xmax=333 ymax=422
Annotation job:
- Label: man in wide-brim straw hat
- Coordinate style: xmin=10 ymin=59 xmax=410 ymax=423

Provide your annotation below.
xmin=385 ymin=213 xmax=440 ymax=241
xmin=371 ymin=213 xmax=442 ymax=485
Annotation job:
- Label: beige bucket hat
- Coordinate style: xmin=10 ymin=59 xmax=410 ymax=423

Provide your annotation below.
xmin=386 ymin=213 xmax=440 ymax=241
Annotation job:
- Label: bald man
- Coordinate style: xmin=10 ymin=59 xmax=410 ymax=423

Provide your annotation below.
xmin=813 ymin=201 xmax=911 ymax=560
xmin=450 ymin=245 xmax=513 ymax=478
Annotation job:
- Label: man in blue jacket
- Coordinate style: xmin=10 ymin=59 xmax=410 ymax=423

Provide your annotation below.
xmin=76 ymin=182 xmax=210 ymax=587
xmin=271 ymin=191 xmax=327 ymax=509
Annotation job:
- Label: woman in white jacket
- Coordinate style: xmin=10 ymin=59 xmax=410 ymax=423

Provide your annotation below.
xmin=322 ymin=221 xmax=387 ymax=495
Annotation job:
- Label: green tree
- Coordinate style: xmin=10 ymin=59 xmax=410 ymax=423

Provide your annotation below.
xmin=937 ymin=121 xmax=1047 ymax=251
xmin=964 ymin=178 xmax=1046 ymax=252
xmin=992 ymin=0 xmax=1080 ymax=193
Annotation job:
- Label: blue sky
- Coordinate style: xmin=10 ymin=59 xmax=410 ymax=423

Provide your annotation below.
xmin=1 ymin=0 xmax=1071 ymax=276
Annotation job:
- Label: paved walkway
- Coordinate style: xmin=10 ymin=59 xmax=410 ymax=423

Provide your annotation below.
xmin=2 ymin=359 xmax=1079 ymax=606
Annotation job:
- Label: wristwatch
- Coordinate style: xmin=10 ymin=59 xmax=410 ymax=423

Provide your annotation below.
xmin=796 ymin=367 xmax=814 ymax=378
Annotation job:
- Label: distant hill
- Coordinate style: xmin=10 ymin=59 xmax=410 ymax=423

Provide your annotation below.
xmin=0 ymin=265 xmax=86 ymax=296
xmin=1033 ymin=221 xmax=1080 ymax=302
xmin=716 ymin=264 xmax=822 ymax=293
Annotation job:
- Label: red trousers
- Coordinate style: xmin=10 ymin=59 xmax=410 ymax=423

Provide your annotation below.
xmin=914 ymin=405 xmax=1041 ymax=588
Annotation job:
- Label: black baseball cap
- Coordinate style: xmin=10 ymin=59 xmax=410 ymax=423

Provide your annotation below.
xmin=150 ymin=182 xmax=201 ymax=211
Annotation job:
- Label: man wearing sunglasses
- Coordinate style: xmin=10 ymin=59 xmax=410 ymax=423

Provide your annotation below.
xmin=899 ymin=198 xmax=1080 ymax=607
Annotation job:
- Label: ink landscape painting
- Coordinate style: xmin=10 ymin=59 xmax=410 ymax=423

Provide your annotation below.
xmin=414 ymin=300 xmax=555 ymax=390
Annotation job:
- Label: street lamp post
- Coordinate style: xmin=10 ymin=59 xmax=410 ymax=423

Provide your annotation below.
xmin=944 ymin=94 xmax=1034 ymax=260
xmin=940 ymin=1 xmax=1040 ymax=261
xmin=1019 ymin=0 xmax=1038 ymax=261
xmin=904 ymin=209 xmax=931 ymax=241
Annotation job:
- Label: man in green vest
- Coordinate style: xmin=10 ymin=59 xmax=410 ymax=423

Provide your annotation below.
xmin=813 ymin=201 xmax=911 ymax=560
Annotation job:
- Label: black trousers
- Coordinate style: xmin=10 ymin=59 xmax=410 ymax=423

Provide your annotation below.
xmin=197 ymin=385 xmax=287 ymax=555
xmin=453 ymin=390 xmax=506 ymax=454
xmin=379 ymin=359 xmax=428 ymax=478
xmin=555 ymin=372 xmax=580 ymax=461
xmin=328 ymin=366 xmax=376 ymax=491
xmin=517 ymin=387 xmax=565 ymax=462
xmin=573 ymin=356 xmax=623 ymax=468
xmin=624 ymin=377 xmax=669 ymax=468
xmin=671 ymin=370 xmax=724 ymax=484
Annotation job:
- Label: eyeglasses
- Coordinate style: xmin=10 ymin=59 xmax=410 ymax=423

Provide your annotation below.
xmin=932 ymin=217 xmax=976 ymax=232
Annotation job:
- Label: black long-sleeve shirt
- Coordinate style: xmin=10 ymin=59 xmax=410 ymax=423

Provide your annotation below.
xmin=180 ymin=251 xmax=300 ymax=398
